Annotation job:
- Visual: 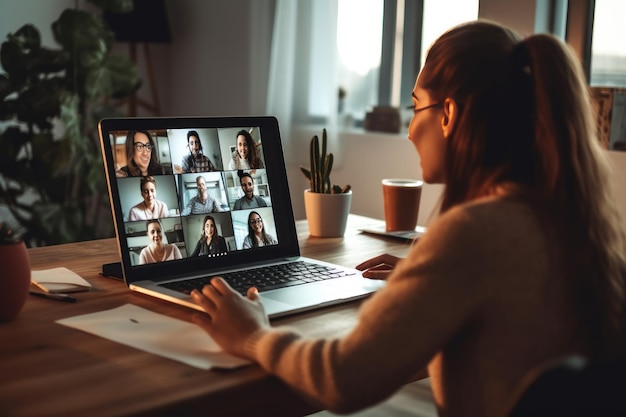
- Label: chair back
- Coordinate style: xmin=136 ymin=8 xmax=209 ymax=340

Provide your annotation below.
xmin=509 ymin=355 xmax=626 ymax=416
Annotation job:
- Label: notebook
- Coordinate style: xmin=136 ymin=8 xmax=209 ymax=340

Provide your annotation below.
xmin=98 ymin=116 xmax=384 ymax=318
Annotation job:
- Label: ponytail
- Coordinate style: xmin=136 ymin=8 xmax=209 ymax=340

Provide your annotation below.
xmin=524 ymin=34 xmax=626 ymax=357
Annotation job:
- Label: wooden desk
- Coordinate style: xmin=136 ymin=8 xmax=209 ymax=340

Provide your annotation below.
xmin=0 ymin=215 xmax=415 ymax=417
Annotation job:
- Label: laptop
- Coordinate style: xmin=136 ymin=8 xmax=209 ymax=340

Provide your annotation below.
xmin=98 ymin=116 xmax=384 ymax=318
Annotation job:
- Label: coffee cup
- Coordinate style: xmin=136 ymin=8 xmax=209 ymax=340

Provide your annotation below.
xmin=382 ymin=179 xmax=423 ymax=231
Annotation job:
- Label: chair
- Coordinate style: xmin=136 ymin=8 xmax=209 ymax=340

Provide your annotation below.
xmin=509 ymin=355 xmax=626 ymax=416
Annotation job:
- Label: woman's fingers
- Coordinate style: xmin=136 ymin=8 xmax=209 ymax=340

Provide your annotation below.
xmin=247 ymin=286 xmax=259 ymax=301
xmin=355 ymin=254 xmax=401 ymax=271
xmin=209 ymin=276 xmax=236 ymax=295
xmin=363 ymin=263 xmax=396 ymax=278
xmin=191 ymin=286 xmax=218 ymax=313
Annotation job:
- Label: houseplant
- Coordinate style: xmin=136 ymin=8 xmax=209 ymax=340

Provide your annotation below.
xmin=0 ymin=0 xmax=140 ymax=246
xmin=0 ymin=221 xmax=31 ymax=322
xmin=300 ymin=129 xmax=352 ymax=237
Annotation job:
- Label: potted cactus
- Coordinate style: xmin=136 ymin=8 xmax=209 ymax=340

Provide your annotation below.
xmin=0 ymin=222 xmax=31 ymax=322
xmin=300 ymin=129 xmax=352 ymax=237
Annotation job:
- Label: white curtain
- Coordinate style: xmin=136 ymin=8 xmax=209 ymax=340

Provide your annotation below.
xmin=266 ymin=0 xmax=341 ymax=164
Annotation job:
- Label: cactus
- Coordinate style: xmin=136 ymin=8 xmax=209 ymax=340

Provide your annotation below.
xmin=300 ymin=129 xmax=351 ymax=194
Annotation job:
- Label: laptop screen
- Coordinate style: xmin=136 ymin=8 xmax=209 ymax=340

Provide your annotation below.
xmin=98 ymin=116 xmax=300 ymax=284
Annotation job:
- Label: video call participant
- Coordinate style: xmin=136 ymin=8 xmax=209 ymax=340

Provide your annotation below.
xmin=242 ymin=211 xmax=277 ymax=249
xmin=228 ymin=129 xmax=264 ymax=170
xmin=233 ymin=171 xmax=268 ymax=210
xmin=190 ymin=215 xmax=228 ymax=256
xmin=179 ymin=130 xmax=217 ymax=173
xmin=128 ymin=176 xmax=170 ymax=221
xmin=180 ymin=176 xmax=225 ymax=215
xmin=116 ymin=130 xmax=165 ymax=177
xmin=138 ymin=219 xmax=182 ymax=264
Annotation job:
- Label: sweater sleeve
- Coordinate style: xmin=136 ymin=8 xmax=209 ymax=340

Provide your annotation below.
xmin=240 ymin=205 xmax=491 ymax=413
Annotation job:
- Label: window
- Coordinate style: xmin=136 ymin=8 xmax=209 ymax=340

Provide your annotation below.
xmin=589 ymin=0 xmax=626 ymax=87
xmin=334 ymin=0 xmax=479 ymax=125
xmin=335 ymin=0 xmax=384 ymax=122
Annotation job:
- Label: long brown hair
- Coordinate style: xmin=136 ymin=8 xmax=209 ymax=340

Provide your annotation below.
xmin=246 ymin=211 xmax=272 ymax=247
xmin=124 ymin=130 xmax=164 ymax=176
xmin=420 ymin=20 xmax=626 ymax=358
xmin=201 ymin=215 xmax=219 ymax=242
xmin=235 ymin=129 xmax=263 ymax=169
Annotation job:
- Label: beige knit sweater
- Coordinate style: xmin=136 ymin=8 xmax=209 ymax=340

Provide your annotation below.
xmin=245 ymin=196 xmax=582 ymax=417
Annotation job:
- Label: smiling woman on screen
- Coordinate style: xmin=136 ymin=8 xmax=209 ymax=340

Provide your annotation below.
xmin=139 ymin=220 xmax=182 ymax=264
xmin=116 ymin=130 xmax=165 ymax=178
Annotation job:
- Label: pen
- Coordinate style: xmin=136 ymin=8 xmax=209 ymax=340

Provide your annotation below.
xmin=29 ymin=290 xmax=77 ymax=303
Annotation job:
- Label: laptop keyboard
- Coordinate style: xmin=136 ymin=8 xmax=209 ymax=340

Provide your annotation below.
xmin=160 ymin=261 xmax=356 ymax=296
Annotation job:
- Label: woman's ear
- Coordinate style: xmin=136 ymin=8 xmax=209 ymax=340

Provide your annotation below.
xmin=442 ymin=98 xmax=458 ymax=138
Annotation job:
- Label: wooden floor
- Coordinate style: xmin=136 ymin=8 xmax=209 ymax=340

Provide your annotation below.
xmin=308 ymin=378 xmax=438 ymax=417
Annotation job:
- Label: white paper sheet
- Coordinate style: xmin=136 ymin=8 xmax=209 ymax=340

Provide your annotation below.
xmin=56 ymin=304 xmax=251 ymax=370
xmin=31 ymin=267 xmax=93 ymax=293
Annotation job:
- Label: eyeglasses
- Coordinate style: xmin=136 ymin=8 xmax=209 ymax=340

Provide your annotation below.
xmin=249 ymin=218 xmax=263 ymax=225
xmin=134 ymin=142 xmax=153 ymax=152
xmin=407 ymin=102 xmax=442 ymax=113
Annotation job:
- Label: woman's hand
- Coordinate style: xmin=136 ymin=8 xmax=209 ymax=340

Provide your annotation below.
xmin=356 ymin=254 xmax=403 ymax=280
xmin=191 ymin=277 xmax=269 ymax=359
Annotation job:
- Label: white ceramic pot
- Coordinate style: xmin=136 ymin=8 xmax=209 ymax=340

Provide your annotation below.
xmin=304 ymin=189 xmax=352 ymax=237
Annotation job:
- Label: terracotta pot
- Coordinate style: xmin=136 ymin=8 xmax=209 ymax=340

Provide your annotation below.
xmin=0 ymin=241 xmax=31 ymax=322
xmin=304 ymin=190 xmax=352 ymax=237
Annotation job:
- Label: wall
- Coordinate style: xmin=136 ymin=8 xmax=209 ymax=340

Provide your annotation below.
xmin=478 ymin=0 xmax=537 ymax=36
xmin=148 ymin=0 xmax=273 ymax=118
xmin=286 ymin=127 xmax=444 ymax=226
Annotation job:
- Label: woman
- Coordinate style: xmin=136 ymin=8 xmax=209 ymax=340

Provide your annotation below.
xmin=190 ymin=215 xmax=228 ymax=256
xmin=138 ymin=219 xmax=182 ymax=264
xmin=189 ymin=21 xmax=626 ymax=417
xmin=241 ymin=211 xmax=276 ymax=249
xmin=128 ymin=176 xmax=169 ymax=221
xmin=116 ymin=130 xmax=165 ymax=177
xmin=228 ymin=129 xmax=264 ymax=170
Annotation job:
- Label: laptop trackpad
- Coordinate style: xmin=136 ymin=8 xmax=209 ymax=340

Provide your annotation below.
xmin=262 ymin=282 xmax=351 ymax=308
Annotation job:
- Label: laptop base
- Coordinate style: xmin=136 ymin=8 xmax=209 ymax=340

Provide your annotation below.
xmin=102 ymin=262 xmax=123 ymax=280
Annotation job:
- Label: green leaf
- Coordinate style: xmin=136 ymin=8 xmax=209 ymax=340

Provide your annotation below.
xmin=8 ymin=24 xmax=41 ymax=50
xmin=86 ymin=53 xmax=140 ymax=99
xmin=88 ymin=0 xmax=135 ymax=13
xmin=15 ymin=78 xmax=63 ymax=129
xmin=52 ymin=9 xmax=114 ymax=59
xmin=59 ymin=92 xmax=81 ymax=150
xmin=0 ymin=127 xmax=30 ymax=173
xmin=1 ymin=38 xmax=29 ymax=78
xmin=0 ymin=74 xmax=12 ymax=99
xmin=104 ymin=54 xmax=141 ymax=98
xmin=31 ymin=47 xmax=69 ymax=74
xmin=300 ymin=167 xmax=311 ymax=180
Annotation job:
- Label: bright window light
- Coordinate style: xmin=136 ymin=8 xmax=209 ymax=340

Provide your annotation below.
xmin=590 ymin=0 xmax=626 ymax=86
xmin=337 ymin=0 xmax=384 ymax=76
